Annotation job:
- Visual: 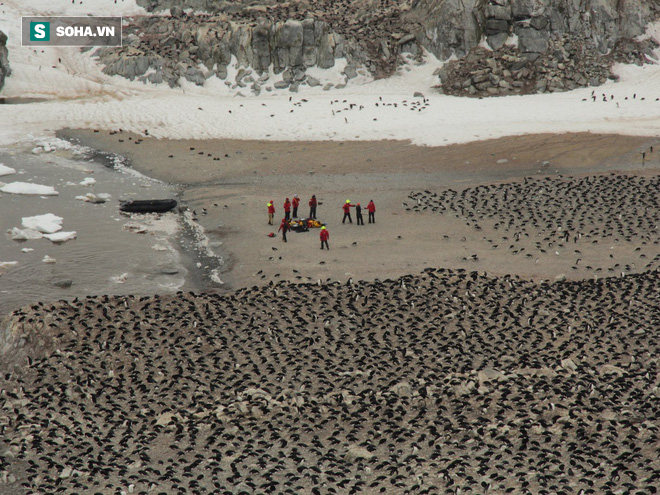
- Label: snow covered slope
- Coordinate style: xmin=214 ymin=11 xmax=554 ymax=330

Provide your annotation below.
xmin=0 ymin=0 xmax=659 ymax=147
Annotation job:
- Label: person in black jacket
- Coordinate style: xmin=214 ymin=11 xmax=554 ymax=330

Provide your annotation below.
xmin=356 ymin=203 xmax=364 ymax=225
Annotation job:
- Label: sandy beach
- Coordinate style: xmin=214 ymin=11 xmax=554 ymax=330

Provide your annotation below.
xmin=59 ymin=129 xmax=660 ymax=290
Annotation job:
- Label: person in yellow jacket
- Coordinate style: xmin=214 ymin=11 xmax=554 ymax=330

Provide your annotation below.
xmin=267 ymin=200 xmax=275 ymax=225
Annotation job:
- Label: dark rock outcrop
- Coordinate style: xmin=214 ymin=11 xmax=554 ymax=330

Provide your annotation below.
xmin=95 ymin=15 xmax=358 ymax=89
xmin=422 ymin=0 xmax=660 ymax=96
xmin=411 ymin=0 xmax=659 ymax=60
xmin=437 ymin=35 xmax=659 ymax=97
xmin=0 ymin=30 xmax=10 ymax=92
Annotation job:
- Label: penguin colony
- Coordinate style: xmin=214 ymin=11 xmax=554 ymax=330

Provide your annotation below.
xmin=1 ymin=172 xmax=659 ymax=494
xmin=408 ymin=174 xmax=660 ymax=273
xmin=1 ymin=266 xmax=659 ymax=494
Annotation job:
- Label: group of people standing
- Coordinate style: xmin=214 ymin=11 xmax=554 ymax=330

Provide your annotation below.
xmin=268 ymin=195 xmax=376 ymax=249
xmin=342 ymin=199 xmax=376 ymax=225
xmin=267 ymin=195 xmax=318 ymax=226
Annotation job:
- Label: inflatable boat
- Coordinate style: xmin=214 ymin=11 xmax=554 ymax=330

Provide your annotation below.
xmin=119 ymin=199 xmax=178 ymax=213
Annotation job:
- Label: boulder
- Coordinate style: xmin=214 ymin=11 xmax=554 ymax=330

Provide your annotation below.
xmin=409 ymin=0 xmax=481 ymax=60
xmin=251 ymin=19 xmax=272 ymax=71
xmin=485 ymin=5 xmax=511 ymax=21
xmin=485 ymin=19 xmax=509 ymax=35
xmin=273 ymin=20 xmax=304 ymax=71
xmin=343 ymin=64 xmax=358 ymax=79
xmin=510 ymin=0 xmax=550 ymax=19
xmin=184 ymin=66 xmax=205 ymax=86
xmin=316 ymin=24 xmax=336 ymax=69
xmin=302 ymin=18 xmax=317 ymax=67
xmin=517 ymin=27 xmax=549 ymax=53
xmin=488 ymin=32 xmax=509 ymax=50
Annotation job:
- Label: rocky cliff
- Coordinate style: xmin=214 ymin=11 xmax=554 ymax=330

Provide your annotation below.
xmin=0 ymin=30 xmax=10 ymax=92
xmin=410 ymin=0 xmax=658 ymax=59
xmin=95 ymin=14 xmax=369 ymax=92
xmin=95 ymin=0 xmax=660 ymax=95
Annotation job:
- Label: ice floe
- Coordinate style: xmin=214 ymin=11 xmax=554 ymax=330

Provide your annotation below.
xmin=1 ymin=182 xmax=59 ymax=196
xmin=0 ymin=164 xmax=17 ymax=177
xmin=76 ymin=192 xmax=108 ymax=203
xmin=10 ymin=227 xmax=44 ymax=240
xmin=44 ymin=231 xmax=77 ymax=243
xmin=21 ymin=214 xmax=63 ymax=234
xmin=79 ymin=177 xmax=97 ymax=186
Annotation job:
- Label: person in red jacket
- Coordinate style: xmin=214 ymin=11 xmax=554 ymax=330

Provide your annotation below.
xmin=292 ymin=194 xmax=300 ymax=218
xmin=342 ymin=199 xmax=355 ymax=224
xmin=367 ymin=200 xmax=376 ymax=223
xmin=320 ymin=226 xmax=329 ymax=249
xmin=283 ymin=198 xmax=291 ymax=221
xmin=278 ymin=218 xmax=289 ymax=242
xmin=267 ymin=200 xmax=275 ymax=225
xmin=309 ymin=195 xmax=317 ymax=219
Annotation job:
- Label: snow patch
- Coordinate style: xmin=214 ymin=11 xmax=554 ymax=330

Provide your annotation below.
xmin=505 ymin=34 xmax=519 ymax=48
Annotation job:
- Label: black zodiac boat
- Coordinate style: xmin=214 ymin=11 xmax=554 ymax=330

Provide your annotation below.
xmin=119 ymin=199 xmax=178 ymax=213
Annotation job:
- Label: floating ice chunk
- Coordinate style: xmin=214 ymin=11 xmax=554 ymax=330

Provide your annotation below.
xmin=42 ymin=255 xmax=57 ymax=264
xmin=111 ymin=273 xmax=129 ymax=283
xmin=0 ymin=164 xmax=17 ymax=177
xmin=97 ymin=193 xmax=112 ymax=200
xmin=10 ymin=227 xmax=44 ymax=240
xmin=43 ymin=231 xmax=77 ymax=243
xmin=1 ymin=182 xmax=59 ymax=196
xmin=76 ymin=193 xmax=107 ymax=203
xmin=86 ymin=193 xmax=106 ymax=203
xmin=0 ymin=261 xmax=18 ymax=276
xmin=124 ymin=222 xmax=147 ymax=234
xmin=22 ymin=214 xmax=63 ymax=234
xmin=79 ymin=177 xmax=96 ymax=186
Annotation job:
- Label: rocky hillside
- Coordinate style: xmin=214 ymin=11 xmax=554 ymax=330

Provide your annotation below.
xmin=420 ymin=0 xmax=660 ymax=96
xmin=0 ymin=30 xmax=10 ymax=92
xmin=93 ymin=0 xmax=660 ymax=95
